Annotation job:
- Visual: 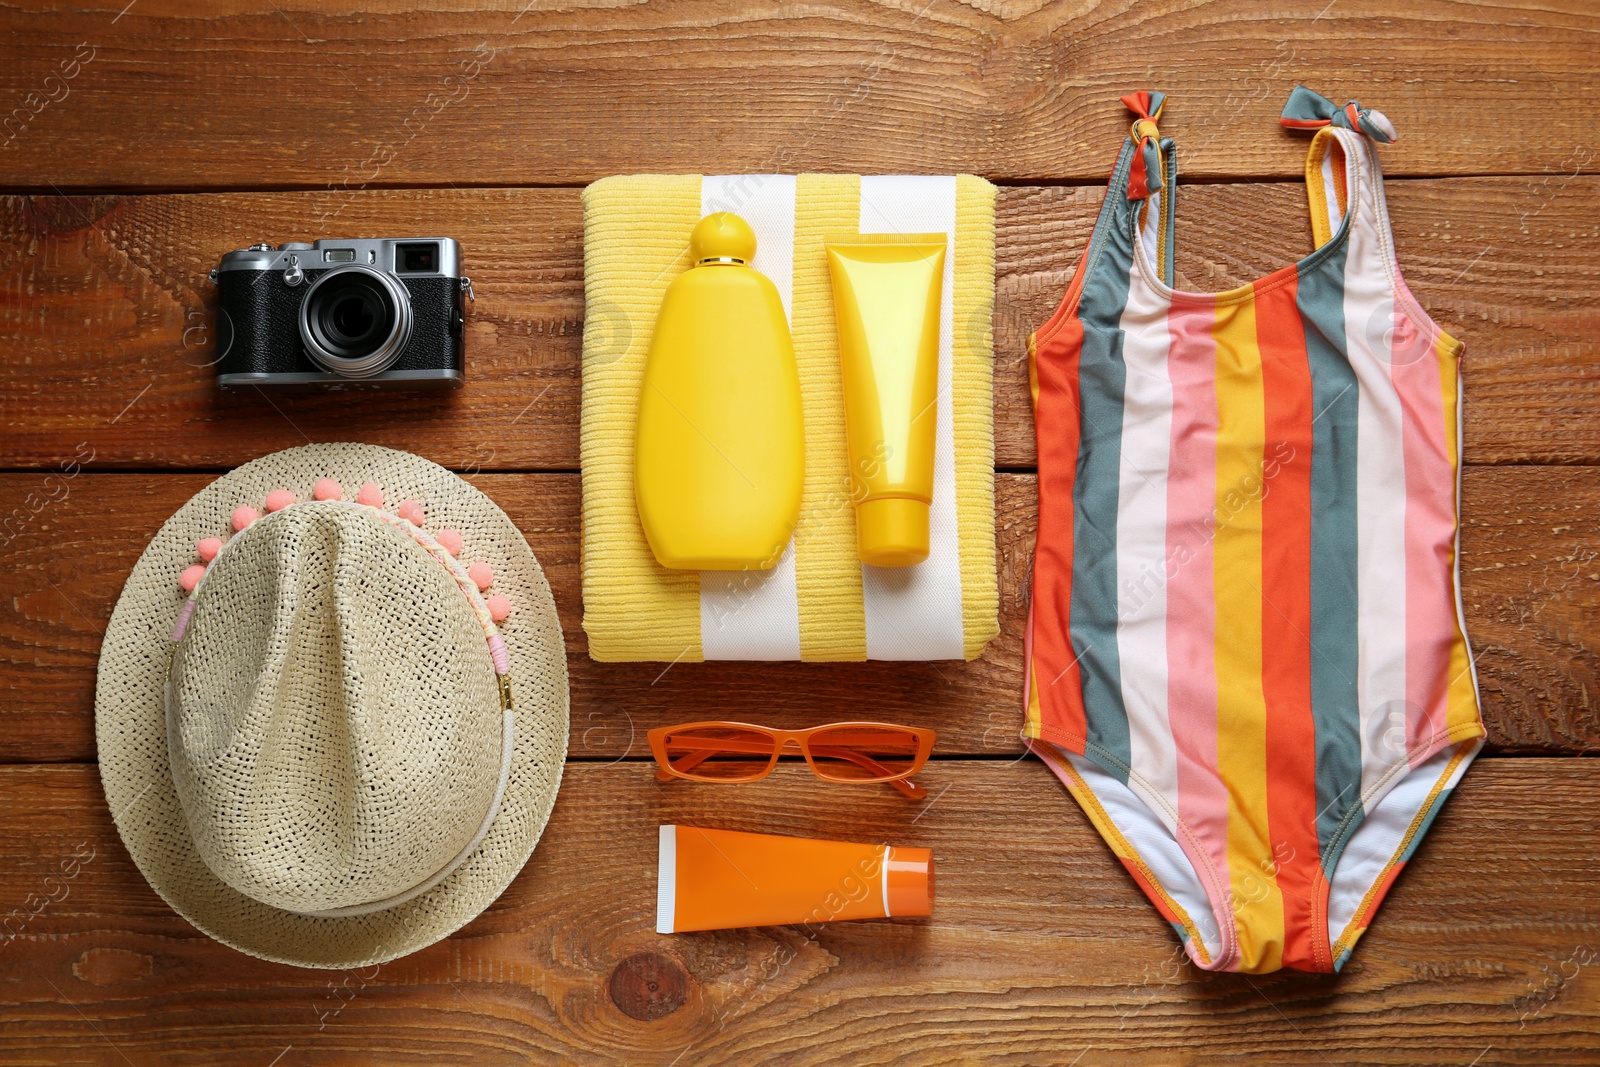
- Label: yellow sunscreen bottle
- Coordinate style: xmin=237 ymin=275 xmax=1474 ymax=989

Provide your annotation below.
xmin=635 ymin=212 xmax=804 ymax=570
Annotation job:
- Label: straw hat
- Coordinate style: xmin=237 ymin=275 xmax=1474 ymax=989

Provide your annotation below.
xmin=95 ymin=443 xmax=568 ymax=968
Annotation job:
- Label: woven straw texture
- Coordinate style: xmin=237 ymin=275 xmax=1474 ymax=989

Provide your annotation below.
xmin=170 ymin=504 xmax=505 ymax=913
xmin=579 ymin=173 xmax=999 ymax=662
xmin=96 ymin=443 xmax=568 ymax=969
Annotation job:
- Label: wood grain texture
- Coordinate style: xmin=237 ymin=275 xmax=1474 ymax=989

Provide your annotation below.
xmin=0 ymin=0 xmax=1595 ymax=189
xmin=4 ymin=468 xmax=1595 ymax=765
xmin=1 ymin=760 xmax=1596 ymax=1065
xmin=2 ymin=176 xmax=1597 ymax=470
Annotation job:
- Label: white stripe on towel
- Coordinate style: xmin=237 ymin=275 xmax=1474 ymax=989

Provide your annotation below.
xmin=697 ymin=175 xmax=804 ymax=661
xmin=857 ymin=175 xmax=966 ymax=661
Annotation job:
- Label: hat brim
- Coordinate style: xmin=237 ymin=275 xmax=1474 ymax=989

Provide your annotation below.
xmin=95 ymin=443 xmax=569 ymax=968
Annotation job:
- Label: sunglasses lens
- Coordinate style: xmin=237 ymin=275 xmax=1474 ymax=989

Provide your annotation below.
xmin=806 ymin=725 xmax=923 ymax=783
xmin=660 ymin=726 xmax=775 ymax=781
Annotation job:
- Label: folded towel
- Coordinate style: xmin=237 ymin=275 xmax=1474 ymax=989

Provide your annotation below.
xmin=580 ymin=173 xmax=998 ymax=662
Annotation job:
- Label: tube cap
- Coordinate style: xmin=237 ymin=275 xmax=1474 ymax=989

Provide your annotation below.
xmin=884 ymin=845 xmax=934 ymax=917
xmin=855 ymin=497 xmax=929 ymax=567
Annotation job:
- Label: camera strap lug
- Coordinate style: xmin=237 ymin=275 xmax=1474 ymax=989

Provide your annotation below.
xmin=459 ymin=276 xmax=476 ymax=303
xmin=282 ymin=254 xmax=304 ymax=287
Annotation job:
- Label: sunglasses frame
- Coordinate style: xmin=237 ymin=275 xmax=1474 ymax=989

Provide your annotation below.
xmin=647 ymin=720 xmax=936 ymax=798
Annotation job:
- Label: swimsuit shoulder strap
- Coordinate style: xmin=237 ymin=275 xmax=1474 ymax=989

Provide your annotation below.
xmin=1279 ymin=85 xmax=1400 ymax=251
xmin=1116 ymin=91 xmax=1177 ymax=285
xmin=1278 ymin=85 xmax=1462 ymax=360
xmin=1030 ymin=91 xmax=1178 ymax=354
xmin=1077 ymin=91 xmax=1177 ymax=292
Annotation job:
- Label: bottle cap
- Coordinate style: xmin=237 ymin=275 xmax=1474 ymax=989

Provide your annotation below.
xmin=855 ymin=497 xmax=930 ymax=567
xmin=690 ymin=212 xmax=757 ymax=266
xmin=884 ymin=845 xmax=934 ymax=917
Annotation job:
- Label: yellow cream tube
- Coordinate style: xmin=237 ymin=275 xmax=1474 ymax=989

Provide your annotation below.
xmin=825 ymin=234 xmax=947 ymax=567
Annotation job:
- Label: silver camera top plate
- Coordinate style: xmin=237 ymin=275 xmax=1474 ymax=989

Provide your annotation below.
xmin=216 ymin=238 xmax=461 ymax=278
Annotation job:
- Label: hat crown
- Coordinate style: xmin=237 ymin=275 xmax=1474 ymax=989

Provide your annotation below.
xmin=167 ymin=502 xmax=504 ymax=914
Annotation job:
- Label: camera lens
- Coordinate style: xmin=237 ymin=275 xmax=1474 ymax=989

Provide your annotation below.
xmin=298 ymin=265 xmax=413 ymax=378
xmin=329 ymin=292 xmax=378 ymax=343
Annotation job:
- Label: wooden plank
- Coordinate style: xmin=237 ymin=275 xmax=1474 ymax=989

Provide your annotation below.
xmin=2 ymin=176 xmax=1596 ymax=470
xmin=0 ymin=1 xmax=1594 ymax=189
xmin=0 ymin=760 xmax=1596 ymax=1065
xmin=3 ymin=468 xmax=1595 ymax=765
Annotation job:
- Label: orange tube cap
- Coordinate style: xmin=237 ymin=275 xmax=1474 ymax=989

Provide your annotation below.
xmin=885 ymin=845 xmax=934 ymax=917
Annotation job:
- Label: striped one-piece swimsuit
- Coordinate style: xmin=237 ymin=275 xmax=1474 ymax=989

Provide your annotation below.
xmin=1023 ymin=87 xmax=1485 ymax=974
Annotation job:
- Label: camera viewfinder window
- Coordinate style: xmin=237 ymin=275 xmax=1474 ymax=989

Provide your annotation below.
xmin=397 ymin=243 xmax=439 ymax=273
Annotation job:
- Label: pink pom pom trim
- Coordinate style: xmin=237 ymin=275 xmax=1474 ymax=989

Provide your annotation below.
xmin=486 ymin=594 xmax=511 ymax=623
xmin=200 ymin=483 xmax=514 ymax=651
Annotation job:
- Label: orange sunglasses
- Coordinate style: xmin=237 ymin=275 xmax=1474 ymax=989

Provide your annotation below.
xmin=648 ymin=721 xmax=936 ymax=799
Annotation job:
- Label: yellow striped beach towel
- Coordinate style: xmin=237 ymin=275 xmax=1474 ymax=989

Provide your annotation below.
xmin=580 ymin=174 xmax=998 ymax=662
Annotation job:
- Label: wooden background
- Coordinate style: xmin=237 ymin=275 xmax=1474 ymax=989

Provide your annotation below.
xmin=2 ymin=1 xmax=1597 ymax=1063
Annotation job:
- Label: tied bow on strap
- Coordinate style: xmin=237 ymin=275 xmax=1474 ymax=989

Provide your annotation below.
xmin=1279 ymin=85 xmax=1398 ymax=144
xmin=1120 ymin=91 xmax=1166 ymax=200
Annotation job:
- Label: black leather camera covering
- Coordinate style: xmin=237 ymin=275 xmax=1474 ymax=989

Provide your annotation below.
xmin=215 ymin=268 xmax=463 ymax=377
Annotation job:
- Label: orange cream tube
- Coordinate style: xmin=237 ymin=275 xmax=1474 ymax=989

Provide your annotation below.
xmin=656 ymin=825 xmax=933 ymax=933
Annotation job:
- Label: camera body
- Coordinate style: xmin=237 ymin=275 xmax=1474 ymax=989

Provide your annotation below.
xmin=212 ymin=238 xmax=469 ymax=387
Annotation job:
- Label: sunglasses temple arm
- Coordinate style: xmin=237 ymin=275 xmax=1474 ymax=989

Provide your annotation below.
xmin=656 ymin=739 xmax=771 ymax=782
xmin=656 ymin=747 xmax=715 ymax=782
xmin=888 ymin=775 xmax=927 ymax=800
xmin=808 ymin=746 xmax=928 ymax=799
